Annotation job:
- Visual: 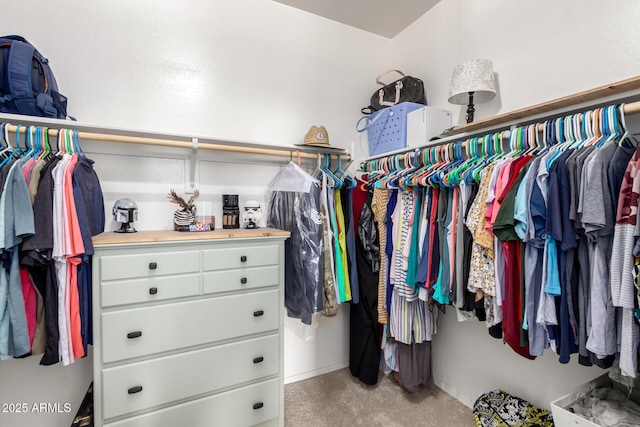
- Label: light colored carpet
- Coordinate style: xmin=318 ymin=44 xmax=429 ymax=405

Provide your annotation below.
xmin=284 ymin=368 xmax=476 ymax=427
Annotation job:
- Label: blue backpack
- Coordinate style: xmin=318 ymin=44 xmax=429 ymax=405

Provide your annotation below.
xmin=0 ymin=35 xmax=68 ymax=119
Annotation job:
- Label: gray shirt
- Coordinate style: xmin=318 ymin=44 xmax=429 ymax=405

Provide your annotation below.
xmin=0 ymin=160 xmax=35 ymax=358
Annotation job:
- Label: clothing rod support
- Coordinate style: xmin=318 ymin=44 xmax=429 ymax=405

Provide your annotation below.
xmin=188 ymin=137 xmax=198 ymax=194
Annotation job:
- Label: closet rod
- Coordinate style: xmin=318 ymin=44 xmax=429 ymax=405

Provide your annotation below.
xmin=450 ymin=74 xmax=640 ymax=135
xmin=3 ymin=124 xmax=351 ymax=161
xmin=482 ymin=101 xmax=640 ymax=139
xmin=364 ymin=100 xmax=640 ymax=163
xmin=494 ymin=101 xmax=640 ymax=138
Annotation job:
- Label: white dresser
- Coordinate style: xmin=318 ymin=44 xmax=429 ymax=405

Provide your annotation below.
xmin=91 ymin=229 xmax=289 ymax=427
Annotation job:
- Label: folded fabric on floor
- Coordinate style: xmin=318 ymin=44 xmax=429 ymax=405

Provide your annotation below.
xmin=570 ymin=386 xmax=640 ymax=427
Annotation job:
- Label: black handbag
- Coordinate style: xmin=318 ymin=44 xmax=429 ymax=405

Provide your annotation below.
xmin=361 ymin=70 xmax=426 ymax=114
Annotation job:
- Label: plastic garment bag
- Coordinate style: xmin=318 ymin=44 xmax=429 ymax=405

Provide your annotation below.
xmin=267 ymin=162 xmax=323 ymax=326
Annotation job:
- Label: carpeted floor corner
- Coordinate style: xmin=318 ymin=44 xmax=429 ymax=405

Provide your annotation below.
xmin=284 ymin=368 xmax=475 ymax=427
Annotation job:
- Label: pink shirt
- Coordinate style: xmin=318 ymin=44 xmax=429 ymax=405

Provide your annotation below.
xmin=20 ymin=269 xmax=37 ymax=347
xmin=63 ymin=155 xmax=85 ymax=359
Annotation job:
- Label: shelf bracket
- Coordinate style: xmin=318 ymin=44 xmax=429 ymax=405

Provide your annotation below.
xmin=186 ymin=137 xmax=198 ymax=194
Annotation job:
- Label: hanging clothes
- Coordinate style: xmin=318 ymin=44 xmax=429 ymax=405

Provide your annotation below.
xmin=267 ymin=162 xmax=323 ymax=326
xmin=0 ymin=126 xmax=105 ymax=366
xmin=610 ymin=144 xmax=640 ymax=377
xmin=0 ymin=157 xmax=35 ymax=359
xmin=357 ymin=105 xmax=640 ymax=378
xmin=349 ymin=189 xmax=380 ymax=385
xmin=21 ymin=155 xmax=62 ymax=365
xmin=342 ymin=186 xmax=360 ymax=304
xmin=371 ymin=188 xmax=389 ymax=324
xmin=334 ymin=190 xmax=352 ymax=302
xmin=319 ymin=173 xmax=338 ymax=317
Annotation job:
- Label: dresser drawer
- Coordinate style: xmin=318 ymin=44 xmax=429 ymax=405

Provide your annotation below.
xmin=102 ymin=334 xmax=279 ymax=419
xmin=101 ymin=290 xmax=279 ymax=363
xmin=100 ymin=250 xmax=200 ymax=281
xmin=203 ymin=245 xmax=279 ymax=271
xmin=203 ymin=265 xmax=279 ymax=295
xmin=102 ymin=274 xmax=200 ymax=307
xmin=105 ymin=379 xmax=279 ymax=427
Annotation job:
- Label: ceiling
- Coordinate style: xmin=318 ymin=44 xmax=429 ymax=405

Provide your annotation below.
xmin=273 ymin=0 xmax=441 ymax=38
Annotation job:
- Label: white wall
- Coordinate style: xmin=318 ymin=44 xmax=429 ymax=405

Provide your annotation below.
xmin=392 ymin=0 xmax=640 ymax=408
xmin=393 ymin=0 xmax=640 ymax=126
xmin=0 ymin=1 xmax=390 ymax=426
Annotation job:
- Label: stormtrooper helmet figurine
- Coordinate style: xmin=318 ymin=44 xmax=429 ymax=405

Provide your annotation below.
xmin=242 ymin=200 xmax=262 ymax=229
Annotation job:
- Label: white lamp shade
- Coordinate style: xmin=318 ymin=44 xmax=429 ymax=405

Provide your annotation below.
xmin=448 ymin=59 xmax=496 ymax=105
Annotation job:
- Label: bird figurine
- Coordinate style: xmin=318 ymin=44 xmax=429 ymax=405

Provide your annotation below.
xmin=167 ymin=189 xmax=199 ymax=230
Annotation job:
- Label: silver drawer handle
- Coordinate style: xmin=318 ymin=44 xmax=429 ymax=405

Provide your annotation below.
xmin=128 ymin=386 xmax=143 ymax=394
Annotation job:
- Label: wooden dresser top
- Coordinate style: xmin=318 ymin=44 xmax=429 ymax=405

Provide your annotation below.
xmin=92 ymin=228 xmax=290 ymax=245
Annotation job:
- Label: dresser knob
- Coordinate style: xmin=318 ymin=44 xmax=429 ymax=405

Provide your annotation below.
xmin=149 ymin=262 xmax=157 ymax=270
xmin=240 ymin=277 xmax=248 ymax=285
xmin=128 ymin=386 xmax=143 ymax=394
xmin=149 ymin=287 xmax=158 ymax=295
xmin=253 ymin=310 xmax=264 ymax=317
xmin=127 ymin=331 xmax=143 ymax=339
xmin=253 ymin=356 xmax=264 ymax=364
xmin=240 ymin=256 xmax=247 ymax=262
xmin=253 ymin=402 xmax=264 ymax=410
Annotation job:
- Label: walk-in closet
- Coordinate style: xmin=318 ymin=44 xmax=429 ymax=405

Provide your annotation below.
xmin=1 ymin=1 xmax=640 ymax=427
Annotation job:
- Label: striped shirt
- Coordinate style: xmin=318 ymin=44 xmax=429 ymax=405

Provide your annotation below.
xmin=389 ymin=287 xmax=431 ymax=345
xmin=372 ymin=188 xmax=389 ymax=324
